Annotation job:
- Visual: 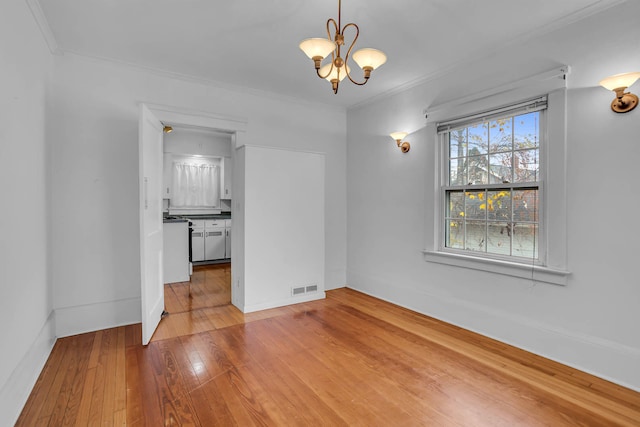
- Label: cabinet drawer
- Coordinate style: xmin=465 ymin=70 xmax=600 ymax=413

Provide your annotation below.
xmin=206 ymin=220 xmax=226 ymax=228
xmin=225 ymin=219 xmax=232 ymax=227
xmin=190 ymin=219 xmax=205 ymax=229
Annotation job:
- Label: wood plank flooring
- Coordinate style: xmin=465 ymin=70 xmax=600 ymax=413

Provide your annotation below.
xmin=16 ymin=266 xmax=640 ymax=426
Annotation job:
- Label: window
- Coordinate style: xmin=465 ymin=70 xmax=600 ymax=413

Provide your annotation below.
xmin=424 ymin=87 xmax=569 ymax=285
xmin=441 ymin=99 xmax=545 ymax=262
xmin=171 ymin=158 xmax=221 ymax=208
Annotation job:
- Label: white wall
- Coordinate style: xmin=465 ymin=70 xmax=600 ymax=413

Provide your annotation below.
xmin=164 ymin=127 xmax=232 ymax=157
xmin=346 ymin=1 xmax=640 ymax=391
xmin=0 ymin=0 xmax=55 ymax=423
xmin=239 ymin=146 xmax=325 ymax=312
xmin=49 ymin=52 xmax=347 ymax=337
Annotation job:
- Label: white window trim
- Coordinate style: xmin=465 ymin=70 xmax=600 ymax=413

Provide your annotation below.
xmin=423 ymin=84 xmax=570 ymax=286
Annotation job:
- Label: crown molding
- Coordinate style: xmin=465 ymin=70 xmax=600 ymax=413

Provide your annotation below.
xmin=60 ymin=49 xmax=345 ymax=115
xmin=25 ymin=0 xmax=60 ymax=55
xmin=348 ymin=0 xmax=627 ymax=110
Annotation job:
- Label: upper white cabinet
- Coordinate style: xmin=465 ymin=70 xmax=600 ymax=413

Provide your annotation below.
xmin=162 ymin=153 xmax=173 ymax=199
xmin=222 ymin=157 xmax=233 ymax=199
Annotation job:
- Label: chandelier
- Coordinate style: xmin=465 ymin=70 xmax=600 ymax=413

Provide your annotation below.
xmin=299 ymin=0 xmax=387 ymax=94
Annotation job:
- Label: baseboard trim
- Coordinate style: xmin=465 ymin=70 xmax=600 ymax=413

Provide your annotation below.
xmin=55 ymin=297 xmax=142 ymax=338
xmin=243 ymin=292 xmax=326 ymax=313
xmin=347 ymin=272 xmax=640 ymax=392
xmin=0 ymin=311 xmax=56 ymax=426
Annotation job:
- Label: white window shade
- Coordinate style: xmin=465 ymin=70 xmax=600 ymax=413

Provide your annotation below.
xmin=437 ymin=96 xmax=547 ymax=134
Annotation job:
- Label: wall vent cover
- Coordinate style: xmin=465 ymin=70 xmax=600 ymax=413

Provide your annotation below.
xmin=292 ymin=286 xmax=306 ymax=296
xmin=292 ymin=284 xmax=318 ymax=296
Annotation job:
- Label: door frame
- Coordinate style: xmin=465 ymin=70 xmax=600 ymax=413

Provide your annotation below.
xmin=139 ymin=103 xmax=247 ymax=337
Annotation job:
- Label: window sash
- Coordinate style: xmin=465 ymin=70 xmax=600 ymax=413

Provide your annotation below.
xmin=439 ymin=101 xmax=545 ymax=263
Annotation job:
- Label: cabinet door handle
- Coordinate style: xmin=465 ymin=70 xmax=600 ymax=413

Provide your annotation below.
xmin=207 ymin=231 xmax=223 ymax=237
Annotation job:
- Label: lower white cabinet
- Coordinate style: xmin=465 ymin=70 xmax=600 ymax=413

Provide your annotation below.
xmin=191 ymin=221 xmax=205 ymax=262
xmin=225 ymin=219 xmax=231 ymax=259
xmin=205 ymin=227 xmax=226 ymax=260
xmin=191 ymin=218 xmax=230 ymax=261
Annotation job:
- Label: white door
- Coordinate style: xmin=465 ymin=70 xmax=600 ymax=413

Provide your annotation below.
xmin=139 ymin=104 xmax=165 ymax=345
xmin=225 ymin=226 xmax=231 ymax=259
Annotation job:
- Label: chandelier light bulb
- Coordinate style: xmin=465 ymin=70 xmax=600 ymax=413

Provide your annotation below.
xmin=320 ymin=63 xmax=350 ymax=82
xmin=299 ymin=38 xmax=336 ymax=60
xmin=353 ymin=48 xmax=387 ymax=71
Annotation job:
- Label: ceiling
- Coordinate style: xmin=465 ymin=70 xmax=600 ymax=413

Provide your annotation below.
xmin=36 ymin=0 xmax=624 ymax=108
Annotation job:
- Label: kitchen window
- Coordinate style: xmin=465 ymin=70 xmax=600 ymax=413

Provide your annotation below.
xmin=424 ymin=92 xmax=570 ymax=285
xmin=171 ymin=160 xmax=220 ymax=208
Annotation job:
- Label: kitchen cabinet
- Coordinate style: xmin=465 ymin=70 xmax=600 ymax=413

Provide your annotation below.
xmin=222 ymin=157 xmax=232 ymax=199
xmin=225 ymin=219 xmax=232 ymax=259
xmin=191 ymin=219 xmax=205 ymax=262
xmin=205 ymin=227 xmax=226 ymax=260
xmin=163 ymin=153 xmax=173 ymax=199
xmin=191 ymin=219 xmax=230 ymax=261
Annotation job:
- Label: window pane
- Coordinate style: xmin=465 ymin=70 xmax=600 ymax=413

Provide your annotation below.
xmin=468 ymin=123 xmax=488 ymax=155
xmin=446 ymin=191 xmax=464 ymax=218
xmin=489 ymin=152 xmax=512 ymax=184
xmin=514 ymin=112 xmax=539 ymax=150
xmin=487 ymin=190 xmax=511 ymax=221
xmin=449 ymin=158 xmax=465 ymax=186
xmin=487 ymin=222 xmax=511 ymax=256
xmin=465 ymin=190 xmax=486 ymax=219
xmin=512 ymin=223 xmax=538 ymax=259
xmin=514 ymin=149 xmax=538 ymax=183
xmin=489 ymin=118 xmax=512 ymax=153
xmin=467 ymin=155 xmax=488 ymax=185
xmin=465 ymin=221 xmax=486 ymax=252
xmin=449 ymin=129 xmax=467 ymax=158
xmin=446 ymin=220 xmax=464 ymax=249
xmin=513 ymin=189 xmax=538 ymax=222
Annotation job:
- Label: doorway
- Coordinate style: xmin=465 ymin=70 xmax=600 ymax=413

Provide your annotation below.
xmin=139 ymin=103 xmax=247 ymax=344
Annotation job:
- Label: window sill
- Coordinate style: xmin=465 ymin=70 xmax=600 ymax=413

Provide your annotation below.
xmin=423 ymin=250 xmax=570 ymax=286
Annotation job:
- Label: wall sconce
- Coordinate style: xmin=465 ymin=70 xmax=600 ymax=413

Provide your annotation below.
xmin=599 ymin=72 xmax=640 ymax=113
xmin=163 ymin=125 xmax=173 ymax=133
xmin=389 ymin=132 xmax=410 ymax=153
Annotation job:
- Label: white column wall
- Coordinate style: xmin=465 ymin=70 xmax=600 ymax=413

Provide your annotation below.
xmin=0 ymin=0 xmax=55 ymax=423
xmin=49 ymin=53 xmax=347 ymax=337
xmin=346 ymin=1 xmax=640 ymax=391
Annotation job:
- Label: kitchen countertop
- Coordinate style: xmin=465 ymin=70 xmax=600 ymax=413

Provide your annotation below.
xmin=163 ymin=214 xmax=232 ymax=223
xmin=183 ymin=214 xmax=232 ymax=220
xmin=163 ymin=217 xmax=189 ymax=223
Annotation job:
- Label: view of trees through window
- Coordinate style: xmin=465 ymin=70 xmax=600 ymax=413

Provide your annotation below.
xmin=444 ymin=111 xmax=540 ymax=259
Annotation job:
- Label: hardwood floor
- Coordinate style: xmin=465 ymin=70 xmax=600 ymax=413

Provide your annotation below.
xmin=16 ymin=269 xmax=640 ymax=426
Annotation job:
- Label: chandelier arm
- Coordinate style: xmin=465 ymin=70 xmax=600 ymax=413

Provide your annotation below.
xmin=316 ymin=63 xmax=334 ymax=80
xmin=341 ymin=23 xmax=368 ymax=85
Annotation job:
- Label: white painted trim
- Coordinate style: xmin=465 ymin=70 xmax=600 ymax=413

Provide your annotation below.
xmin=348 ymin=0 xmax=625 ymax=110
xmin=0 ymin=311 xmax=56 ymax=426
xmin=63 ymin=50 xmax=344 ymax=112
xmin=25 ymin=0 xmax=60 ymax=54
xmin=347 ymin=279 xmax=640 ymax=392
xmin=142 ymin=102 xmax=248 ymax=133
xmin=55 ymin=297 xmax=141 ymax=338
xmin=423 ymin=250 xmax=570 ymax=286
xmin=243 ymin=292 xmax=327 ymax=314
xmin=425 ymin=66 xmax=568 ymax=120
